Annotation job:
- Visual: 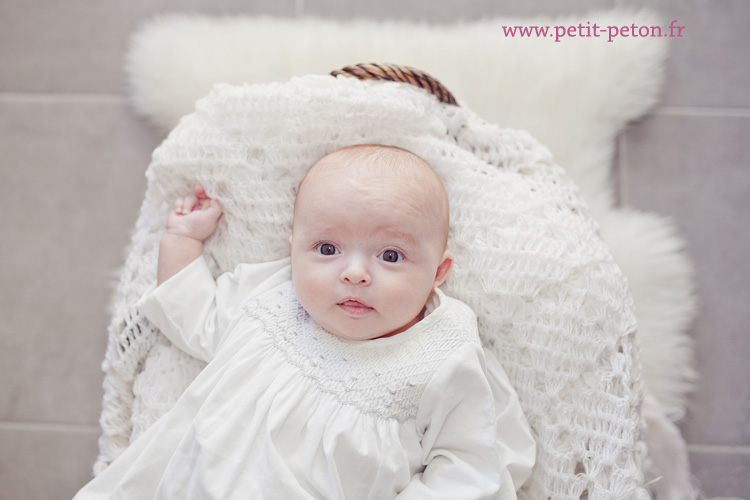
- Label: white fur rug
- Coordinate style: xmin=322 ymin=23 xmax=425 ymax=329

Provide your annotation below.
xmin=123 ymin=9 xmax=699 ymax=498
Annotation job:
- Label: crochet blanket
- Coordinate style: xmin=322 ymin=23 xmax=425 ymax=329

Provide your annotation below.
xmin=105 ymin=75 xmax=645 ymax=498
xmin=102 ymin=10 xmax=701 ymax=499
xmin=126 ymin=11 xmax=698 ymax=420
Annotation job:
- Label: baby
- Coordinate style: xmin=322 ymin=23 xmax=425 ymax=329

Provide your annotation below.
xmin=74 ymin=144 xmax=535 ymax=499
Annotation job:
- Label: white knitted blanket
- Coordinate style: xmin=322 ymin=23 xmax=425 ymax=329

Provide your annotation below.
xmin=101 ymin=75 xmax=647 ymax=499
xmin=126 ymin=11 xmax=698 ymax=425
xmin=101 ymin=10 xmax=703 ymax=499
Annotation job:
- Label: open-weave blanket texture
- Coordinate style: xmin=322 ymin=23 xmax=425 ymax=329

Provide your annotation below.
xmin=98 ymin=75 xmax=649 ymax=499
xmin=126 ymin=13 xmax=698 ymax=427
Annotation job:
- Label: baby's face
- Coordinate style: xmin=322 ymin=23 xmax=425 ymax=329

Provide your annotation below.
xmin=290 ymin=168 xmax=451 ymax=341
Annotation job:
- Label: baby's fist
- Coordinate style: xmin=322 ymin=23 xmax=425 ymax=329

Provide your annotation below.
xmin=165 ymin=186 xmax=223 ymax=242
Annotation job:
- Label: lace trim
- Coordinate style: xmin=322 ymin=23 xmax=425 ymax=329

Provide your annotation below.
xmin=245 ymin=282 xmax=477 ymax=422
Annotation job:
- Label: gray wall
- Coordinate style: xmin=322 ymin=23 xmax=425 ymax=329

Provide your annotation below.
xmin=1 ymin=0 xmax=747 ymax=498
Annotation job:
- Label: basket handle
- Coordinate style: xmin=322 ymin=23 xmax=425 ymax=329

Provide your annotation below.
xmin=331 ymin=63 xmax=458 ymax=106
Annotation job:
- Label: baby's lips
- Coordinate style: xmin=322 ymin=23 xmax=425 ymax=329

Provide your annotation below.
xmin=338 ymin=297 xmax=370 ymax=307
xmin=337 ymin=299 xmax=374 ymax=315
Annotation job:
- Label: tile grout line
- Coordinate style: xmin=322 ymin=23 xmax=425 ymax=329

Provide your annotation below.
xmin=615 ymin=132 xmax=630 ymax=207
xmin=0 ymin=92 xmax=126 ymax=104
xmin=0 ymin=420 xmax=100 ymax=434
xmin=656 ymin=105 xmax=750 ymax=118
xmin=687 ymin=443 xmax=750 ymax=454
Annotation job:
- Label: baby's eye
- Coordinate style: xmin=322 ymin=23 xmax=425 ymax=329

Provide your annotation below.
xmin=317 ymin=243 xmax=339 ymax=256
xmin=379 ymin=250 xmax=403 ymax=263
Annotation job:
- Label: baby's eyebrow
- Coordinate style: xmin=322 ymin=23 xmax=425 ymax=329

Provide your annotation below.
xmin=298 ymin=223 xmax=338 ymax=237
xmin=379 ymin=229 xmax=419 ymax=247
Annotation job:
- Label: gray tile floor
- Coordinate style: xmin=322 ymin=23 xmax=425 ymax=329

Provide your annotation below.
xmin=1 ymin=0 xmax=748 ymax=498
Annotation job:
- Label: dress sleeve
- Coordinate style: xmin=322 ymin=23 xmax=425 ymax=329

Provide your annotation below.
xmin=484 ymin=348 xmax=536 ymax=491
xmin=136 ymin=255 xmax=290 ymax=362
xmin=396 ymin=344 xmax=506 ymax=500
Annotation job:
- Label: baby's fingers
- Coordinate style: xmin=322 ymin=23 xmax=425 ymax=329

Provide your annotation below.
xmin=194 ymin=185 xmax=208 ymax=200
xmin=173 ymin=197 xmax=185 ymax=215
xmin=199 ymin=199 xmax=223 ymax=221
xmin=174 ymin=194 xmax=198 ymax=215
xmin=205 ymin=198 xmax=222 ymax=213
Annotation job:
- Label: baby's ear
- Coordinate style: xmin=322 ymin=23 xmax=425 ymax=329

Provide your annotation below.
xmin=433 ymin=251 xmax=453 ymax=289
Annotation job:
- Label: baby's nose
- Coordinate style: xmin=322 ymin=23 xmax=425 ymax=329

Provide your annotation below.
xmin=341 ymin=258 xmax=370 ymax=285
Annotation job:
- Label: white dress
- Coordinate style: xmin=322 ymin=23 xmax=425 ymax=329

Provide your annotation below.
xmin=74 ymin=256 xmax=535 ymax=500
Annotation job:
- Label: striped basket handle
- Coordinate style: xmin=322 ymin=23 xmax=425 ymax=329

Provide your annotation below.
xmin=331 ymin=63 xmax=458 ymax=106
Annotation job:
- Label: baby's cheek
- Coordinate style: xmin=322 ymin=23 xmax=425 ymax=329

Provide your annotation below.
xmin=403 ymin=278 xmax=433 ymax=311
xmin=293 ymin=271 xmax=327 ymax=313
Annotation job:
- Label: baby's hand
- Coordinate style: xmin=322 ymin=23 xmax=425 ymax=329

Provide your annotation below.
xmin=165 ymin=186 xmax=223 ymax=242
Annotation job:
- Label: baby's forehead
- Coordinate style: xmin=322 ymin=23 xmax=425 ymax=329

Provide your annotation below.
xmin=296 ymin=145 xmax=450 ymax=241
xmin=299 ymin=170 xmax=428 ymax=209
xmin=302 ymin=167 xmax=437 ymax=210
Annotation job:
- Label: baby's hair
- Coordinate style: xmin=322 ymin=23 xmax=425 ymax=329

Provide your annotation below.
xmin=296 ymin=144 xmax=450 ymax=248
xmin=321 ymin=144 xmax=427 ymax=175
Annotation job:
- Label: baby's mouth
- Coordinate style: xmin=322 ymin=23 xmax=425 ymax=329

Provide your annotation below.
xmin=337 ymin=298 xmax=374 ymax=316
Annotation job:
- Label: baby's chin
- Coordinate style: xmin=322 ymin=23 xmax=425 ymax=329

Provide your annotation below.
xmin=320 ymin=320 xmax=417 ymax=342
xmin=307 ymin=307 xmax=424 ymax=342
xmin=322 ymin=328 xmax=391 ymax=342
